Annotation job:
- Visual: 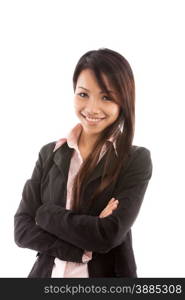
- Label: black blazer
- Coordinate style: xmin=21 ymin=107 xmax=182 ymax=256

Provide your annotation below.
xmin=14 ymin=141 xmax=153 ymax=278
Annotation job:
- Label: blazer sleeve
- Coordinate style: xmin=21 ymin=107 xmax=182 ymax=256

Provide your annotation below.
xmin=35 ymin=147 xmax=153 ymax=253
xmin=14 ymin=143 xmax=85 ymax=263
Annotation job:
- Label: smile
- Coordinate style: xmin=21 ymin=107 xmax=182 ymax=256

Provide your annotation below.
xmin=81 ymin=114 xmax=105 ymax=124
xmin=81 ymin=114 xmax=105 ymax=125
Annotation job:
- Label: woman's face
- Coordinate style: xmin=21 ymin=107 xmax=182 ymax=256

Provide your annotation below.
xmin=74 ymin=68 xmax=120 ymax=137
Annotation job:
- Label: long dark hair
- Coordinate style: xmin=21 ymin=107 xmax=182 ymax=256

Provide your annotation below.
xmin=70 ymin=48 xmax=135 ymax=213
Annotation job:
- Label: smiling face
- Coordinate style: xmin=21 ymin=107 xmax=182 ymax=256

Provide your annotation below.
xmin=74 ymin=68 xmax=120 ymax=141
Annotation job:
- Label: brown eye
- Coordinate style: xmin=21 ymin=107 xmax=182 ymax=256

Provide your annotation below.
xmin=78 ymin=93 xmax=88 ymax=98
xmin=102 ymin=95 xmax=112 ymax=101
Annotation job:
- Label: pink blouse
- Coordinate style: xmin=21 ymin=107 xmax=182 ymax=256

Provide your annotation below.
xmin=51 ymin=123 xmax=117 ymax=277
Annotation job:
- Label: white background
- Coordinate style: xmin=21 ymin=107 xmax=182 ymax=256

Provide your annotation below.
xmin=0 ymin=0 xmax=185 ymax=277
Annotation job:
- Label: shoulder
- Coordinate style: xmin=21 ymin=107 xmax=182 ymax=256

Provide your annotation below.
xmin=130 ymin=145 xmax=152 ymax=162
xmin=38 ymin=141 xmax=56 ymax=161
xmin=121 ymin=145 xmax=153 ymax=179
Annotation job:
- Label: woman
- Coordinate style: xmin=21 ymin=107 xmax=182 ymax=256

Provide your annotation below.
xmin=14 ymin=48 xmax=153 ymax=278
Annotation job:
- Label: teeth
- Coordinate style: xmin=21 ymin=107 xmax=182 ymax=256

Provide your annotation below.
xmin=85 ymin=116 xmax=103 ymax=122
xmin=82 ymin=114 xmax=104 ymax=122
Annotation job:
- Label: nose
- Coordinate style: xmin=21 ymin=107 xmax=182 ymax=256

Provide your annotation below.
xmin=85 ymin=97 xmax=101 ymax=114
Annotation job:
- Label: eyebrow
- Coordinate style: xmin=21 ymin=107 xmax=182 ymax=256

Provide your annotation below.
xmin=77 ymin=86 xmax=116 ymax=94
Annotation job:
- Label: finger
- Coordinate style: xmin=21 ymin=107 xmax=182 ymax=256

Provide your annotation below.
xmin=108 ymin=198 xmax=115 ymax=203
xmin=100 ymin=205 xmax=117 ymax=218
xmin=109 ymin=200 xmax=119 ymax=208
xmin=109 ymin=203 xmax=119 ymax=212
xmin=105 ymin=205 xmax=117 ymax=215
xmin=101 ymin=200 xmax=119 ymax=216
xmin=109 ymin=198 xmax=119 ymax=204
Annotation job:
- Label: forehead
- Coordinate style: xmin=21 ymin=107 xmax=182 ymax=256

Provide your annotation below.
xmin=76 ymin=69 xmax=112 ymax=90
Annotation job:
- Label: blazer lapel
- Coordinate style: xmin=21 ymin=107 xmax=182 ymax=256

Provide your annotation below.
xmin=53 ymin=142 xmax=74 ymax=182
xmin=53 ymin=141 xmax=118 ymax=186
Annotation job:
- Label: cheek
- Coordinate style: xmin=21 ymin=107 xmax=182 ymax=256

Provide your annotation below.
xmin=109 ymin=105 xmax=120 ymax=119
xmin=74 ymin=98 xmax=82 ymax=111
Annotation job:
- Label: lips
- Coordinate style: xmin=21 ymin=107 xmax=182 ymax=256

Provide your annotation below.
xmin=81 ymin=114 xmax=106 ymax=124
xmin=81 ymin=113 xmax=105 ymax=121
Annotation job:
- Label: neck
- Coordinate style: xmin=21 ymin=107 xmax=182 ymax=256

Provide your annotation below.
xmin=79 ymin=130 xmax=100 ymax=150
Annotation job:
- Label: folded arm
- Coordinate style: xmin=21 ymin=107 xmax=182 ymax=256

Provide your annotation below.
xmin=36 ymin=147 xmax=153 ymax=253
xmin=14 ymin=143 xmax=91 ymax=263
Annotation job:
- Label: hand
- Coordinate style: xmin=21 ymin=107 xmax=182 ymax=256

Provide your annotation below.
xmin=99 ymin=198 xmax=119 ymax=218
